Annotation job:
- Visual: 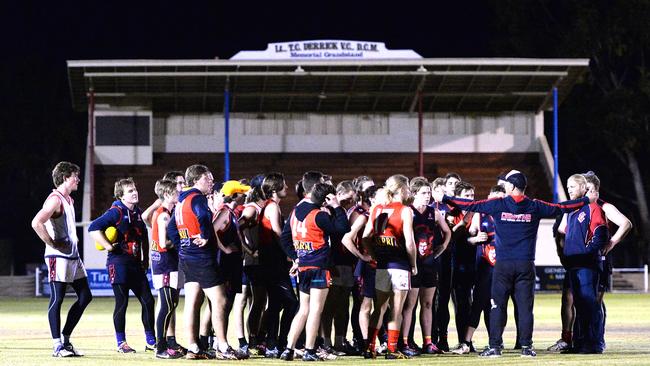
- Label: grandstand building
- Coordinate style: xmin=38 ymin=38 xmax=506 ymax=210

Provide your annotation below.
xmin=67 ymin=41 xmax=588 ymax=290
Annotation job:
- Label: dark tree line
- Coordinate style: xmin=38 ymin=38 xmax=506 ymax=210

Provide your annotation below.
xmin=488 ymin=0 xmax=650 ymax=265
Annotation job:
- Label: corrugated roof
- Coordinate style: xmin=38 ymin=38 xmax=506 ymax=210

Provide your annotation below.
xmin=67 ymin=58 xmax=589 ymax=113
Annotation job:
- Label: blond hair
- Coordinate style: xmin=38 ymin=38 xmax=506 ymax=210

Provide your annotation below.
xmin=568 ymin=174 xmax=587 ymax=187
xmin=375 ymin=174 xmax=409 ymax=205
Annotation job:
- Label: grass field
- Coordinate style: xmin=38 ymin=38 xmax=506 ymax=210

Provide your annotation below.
xmin=0 ymin=293 xmax=649 ymax=365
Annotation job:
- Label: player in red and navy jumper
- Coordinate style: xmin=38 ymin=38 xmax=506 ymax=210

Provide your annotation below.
xmin=405 ymin=177 xmax=450 ymax=354
xmin=429 ymin=174 xmax=459 ymax=352
xmin=346 ymin=183 xmax=378 ymax=353
xmin=560 ymin=174 xmax=609 ymax=353
xmin=208 ymin=180 xmax=251 ymax=358
xmin=362 ymin=175 xmax=418 ymax=359
xmin=165 ymin=165 xmax=224 ymax=359
xmin=236 ymin=174 xmax=267 ymax=353
xmin=257 ymin=172 xmax=297 ymax=356
xmin=279 ymin=182 xmax=351 ymax=361
xmin=149 ymin=179 xmax=184 ymax=359
xmin=88 ymin=178 xmax=155 ymax=353
xmin=320 ymin=180 xmax=360 ymax=353
xmin=435 ymin=170 xmax=593 ymax=357
xmin=447 ymin=181 xmax=478 ymax=349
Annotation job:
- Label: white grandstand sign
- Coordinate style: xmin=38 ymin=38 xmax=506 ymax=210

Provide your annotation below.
xmin=230 ymin=40 xmax=422 ymax=60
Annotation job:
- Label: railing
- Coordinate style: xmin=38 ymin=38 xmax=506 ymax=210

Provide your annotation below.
xmin=611 ymin=265 xmax=649 ymax=293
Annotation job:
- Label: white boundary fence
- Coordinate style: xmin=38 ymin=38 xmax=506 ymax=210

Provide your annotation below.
xmin=611 ymin=265 xmax=648 ymax=293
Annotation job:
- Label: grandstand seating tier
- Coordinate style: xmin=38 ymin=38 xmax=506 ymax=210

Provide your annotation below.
xmin=92 ymin=153 xmax=552 ymax=218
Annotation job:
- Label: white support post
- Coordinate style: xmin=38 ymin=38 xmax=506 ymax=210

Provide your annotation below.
xmin=35 ymin=267 xmax=41 ymax=297
xmin=643 ymin=264 xmax=648 ymax=293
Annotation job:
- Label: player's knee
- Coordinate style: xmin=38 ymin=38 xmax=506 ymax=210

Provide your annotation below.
xmin=78 ymin=291 xmax=93 ymax=308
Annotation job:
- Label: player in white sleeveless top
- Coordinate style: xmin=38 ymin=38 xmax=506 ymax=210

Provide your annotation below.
xmin=32 ymin=162 xmax=92 ymax=357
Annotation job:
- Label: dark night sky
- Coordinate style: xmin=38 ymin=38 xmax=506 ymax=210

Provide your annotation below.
xmin=0 ymin=1 xmax=578 ymax=271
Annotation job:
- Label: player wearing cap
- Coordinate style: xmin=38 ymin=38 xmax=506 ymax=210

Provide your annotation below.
xmin=279 ymin=182 xmax=351 ymax=361
xmin=433 ymin=169 xmax=595 ymax=358
xmin=32 ymin=162 xmax=92 ymax=357
xmin=204 ymin=179 xmax=252 ymax=359
xmin=89 ymin=177 xmax=156 ymax=354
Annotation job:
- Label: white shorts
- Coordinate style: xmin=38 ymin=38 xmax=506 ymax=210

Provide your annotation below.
xmin=153 ymin=271 xmax=180 ymax=290
xmin=45 ymin=256 xmax=87 ymax=283
xmin=331 ymin=265 xmax=355 ymax=287
xmin=375 ymin=268 xmax=410 ymax=292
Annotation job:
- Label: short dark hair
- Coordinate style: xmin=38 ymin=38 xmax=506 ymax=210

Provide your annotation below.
xmin=162 ymin=170 xmax=184 ymax=181
xmin=353 ymin=176 xmax=373 ymax=193
xmin=52 ymin=161 xmax=80 ymax=187
xmin=295 ymin=179 xmax=305 ymax=199
xmin=361 ymin=185 xmax=379 ymax=205
xmin=445 ymin=172 xmax=461 ymax=181
xmin=410 ymin=176 xmax=430 ymax=194
xmin=312 ymin=182 xmax=335 ymax=206
xmin=302 ymin=171 xmax=324 ymax=194
xmin=246 ymin=174 xmax=266 ymax=203
xmin=490 ymin=185 xmax=506 ymax=194
xmin=454 ymin=181 xmax=475 ymax=196
xmin=262 ymin=172 xmax=285 ymax=200
xmin=432 ymin=177 xmax=446 ymax=189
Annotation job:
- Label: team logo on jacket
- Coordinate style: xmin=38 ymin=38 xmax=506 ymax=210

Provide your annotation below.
xmin=500 ymin=212 xmax=532 ymax=222
xmin=578 ymin=212 xmax=586 ymax=223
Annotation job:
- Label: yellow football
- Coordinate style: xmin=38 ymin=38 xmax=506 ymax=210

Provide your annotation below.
xmin=95 ymin=226 xmax=118 ymax=251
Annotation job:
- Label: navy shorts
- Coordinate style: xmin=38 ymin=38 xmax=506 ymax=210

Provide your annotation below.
xmin=411 ymin=263 xmax=438 ymax=288
xmin=107 ymin=262 xmax=147 ymax=286
xmin=243 ymin=265 xmax=263 ymax=286
xmin=598 ymin=255 xmax=612 ymax=293
xmin=220 ymin=253 xmax=243 ymax=296
xmin=180 ymin=258 xmax=223 ymax=289
xmin=297 ymin=268 xmax=330 ymax=294
xmin=355 ymin=261 xmax=376 ymax=298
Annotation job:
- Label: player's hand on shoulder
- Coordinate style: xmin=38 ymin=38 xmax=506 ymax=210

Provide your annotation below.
xmin=586 ymin=189 xmax=598 ymax=203
xmin=325 ymin=193 xmax=339 ymax=208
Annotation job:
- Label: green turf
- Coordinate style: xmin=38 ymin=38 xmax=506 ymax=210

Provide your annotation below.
xmin=0 ymin=293 xmax=649 ymax=365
